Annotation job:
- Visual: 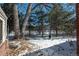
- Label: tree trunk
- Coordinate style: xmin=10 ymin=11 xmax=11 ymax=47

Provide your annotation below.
xmin=55 ymin=26 xmax=58 ymax=37
xmin=22 ymin=3 xmax=32 ymax=39
xmin=41 ymin=20 xmax=44 ymax=37
xmin=38 ymin=23 xmax=41 ymax=35
xmin=76 ymin=3 xmax=79 ymax=56
xmin=13 ymin=4 xmax=21 ymax=39
xmin=49 ymin=18 xmax=52 ymax=39
xmin=28 ymin=21 xmax=31 ymax=37
xmin=49 ymin=24 xmax=52 ymax=39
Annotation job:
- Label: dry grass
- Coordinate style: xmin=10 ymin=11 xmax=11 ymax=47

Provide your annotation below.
xmin=6 ymin=39 xmax=33 ymax=56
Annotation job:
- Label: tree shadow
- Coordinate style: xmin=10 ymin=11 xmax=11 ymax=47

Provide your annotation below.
xmin=24 ymin=41 xmax=76 ymax=56
xmin=24 ymin=33 xmax=76 ymax=40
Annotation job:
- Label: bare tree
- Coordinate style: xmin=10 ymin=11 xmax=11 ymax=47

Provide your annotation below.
xmin=22 ymin=3 xmax=32 ymax=39
xmin=13 ymin=4 xmax=21 ymax=39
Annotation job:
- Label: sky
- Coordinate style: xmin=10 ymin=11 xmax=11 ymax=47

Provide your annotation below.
xmin=17 ymin=3 xmax=76 ymax=26
xmin=17 ymin=4 xmax=28 ymax=14
xmin=17 ymin=3 xmax=75 ymax=23
xmin=17 ymin=3 xmax=76 ymax=14
xmin=0 ymin=3 xmax=75 ymax=27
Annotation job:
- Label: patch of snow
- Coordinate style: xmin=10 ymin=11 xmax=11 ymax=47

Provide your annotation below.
xmin=27 ymin=38 xmax=76 ymax=50
xmin=8 ymin=31 xmax=15 ymax=36
xmin=24 ymin=37 xmax=76 ymax=56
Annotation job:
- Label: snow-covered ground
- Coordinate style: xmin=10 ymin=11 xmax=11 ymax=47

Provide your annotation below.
xmin=22 ymin=37 xmax=76 ymax=56
xmin=27 ymin=38 xmax=76 ymax=49
xmin=8 ymin=31 xmax=76 ymax=56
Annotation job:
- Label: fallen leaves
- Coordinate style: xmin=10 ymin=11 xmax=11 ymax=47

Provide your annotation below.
xmin=6 ymin=39 xmax=33 ymax=56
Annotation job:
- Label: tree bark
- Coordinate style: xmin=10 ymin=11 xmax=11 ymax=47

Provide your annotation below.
xmin=13 ymin=4 xmax=21 ymax=39
xmin=49 ymin=23 xmax=52 ymax=39
xmin=22 ymin=3 xmax=32 ymax=39
xmin=41 ymin=20 xmax=44 ymax=37
xmin=28 ymin=21 xmax=31 ymax=37
xmin=55 ymin=27 xmax=58 ymax=37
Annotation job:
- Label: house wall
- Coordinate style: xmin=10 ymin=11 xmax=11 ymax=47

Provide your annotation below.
xmin=0 ymin=7 xmax=8 ymax=56
xmin=0 ymin=20 xmax=2 ymax=36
